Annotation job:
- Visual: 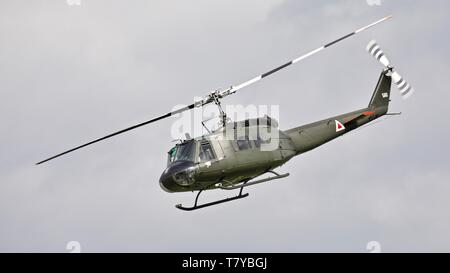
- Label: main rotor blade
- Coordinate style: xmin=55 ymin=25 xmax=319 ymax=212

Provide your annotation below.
xmin=35 ymin=103 xmax=198 ymax=165
xmin=222 ymin=15 xmax=392 ymax=97
xmin=36 ymin=16 xmax=392 ymax=165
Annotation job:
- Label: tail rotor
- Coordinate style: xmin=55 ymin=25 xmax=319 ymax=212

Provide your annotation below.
xmin=366 ymin=40 xmax=413 ymax=99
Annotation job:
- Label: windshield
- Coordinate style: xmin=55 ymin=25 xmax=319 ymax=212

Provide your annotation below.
xmin=167 ymin=141 xmax=196 ymax=166
xmin=175 ymin=141 xmax=196 ymax=162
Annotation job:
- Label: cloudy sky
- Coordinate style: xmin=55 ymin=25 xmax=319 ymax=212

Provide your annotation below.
xmin=1 ymin=0 xmax=449 ymax=252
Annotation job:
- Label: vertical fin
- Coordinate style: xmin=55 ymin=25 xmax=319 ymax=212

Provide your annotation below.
xmin=368 ymin=71 xmax=391 ymax=109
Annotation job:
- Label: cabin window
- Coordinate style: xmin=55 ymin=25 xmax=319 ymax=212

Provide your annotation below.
xmin=253 ymin=135 xmax=263 ymax=148
xmin=237 ymin=136 xmax=252 ymax=150
xmin=253 ymin=132 xmax=271 ymax=148
xmin=199 ymin=141 xmax=216 ymax=162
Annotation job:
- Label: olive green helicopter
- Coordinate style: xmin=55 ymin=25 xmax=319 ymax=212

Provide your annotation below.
xmin=37 ymin=15 xmax=413 ymax=210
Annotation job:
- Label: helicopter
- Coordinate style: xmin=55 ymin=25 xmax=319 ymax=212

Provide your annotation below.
xmin=36 ymin=15 xmax=414 ymax=211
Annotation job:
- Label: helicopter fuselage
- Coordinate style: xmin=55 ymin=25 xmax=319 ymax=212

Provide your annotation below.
xmin=159 ymin=72 xmax=390 ymax=193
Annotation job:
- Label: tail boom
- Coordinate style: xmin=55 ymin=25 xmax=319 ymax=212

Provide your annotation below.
xmin=284 ymin=71 xmax=391 ymax=155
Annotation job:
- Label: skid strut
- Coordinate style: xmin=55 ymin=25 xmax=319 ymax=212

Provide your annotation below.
xmin=175 ymin=171 xmax=289 ymax=211
xmin=175 ymin=182 xmax=249 ymax=211
xmin=219 ymin=171 xmax=289 ymax=190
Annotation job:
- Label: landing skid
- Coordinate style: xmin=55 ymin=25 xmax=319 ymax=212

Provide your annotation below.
xmin=175 ymin=183 xmax=249 ymax=211
xmin=175 ymin=170 xmax=289 ymax=211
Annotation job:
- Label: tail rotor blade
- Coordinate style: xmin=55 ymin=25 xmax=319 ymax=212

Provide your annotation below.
xmin=366 ymin=40 xmax=391 ymax=67
xmin=392 ymin=71 xmax=414 ymax=99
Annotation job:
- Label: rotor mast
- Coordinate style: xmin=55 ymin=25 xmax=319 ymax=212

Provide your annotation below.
xmin=210 ymin=89 xmax=229 ymax=126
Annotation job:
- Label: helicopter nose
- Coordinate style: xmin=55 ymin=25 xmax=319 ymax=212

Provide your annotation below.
xmin=159 ymin=160 xmax=196 ymax=192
